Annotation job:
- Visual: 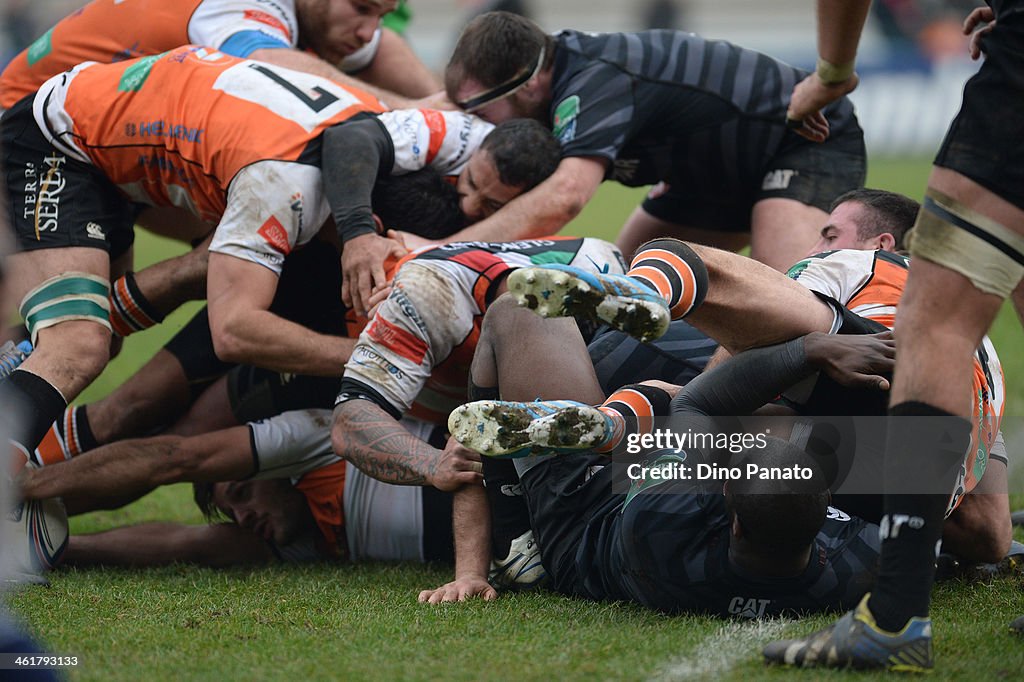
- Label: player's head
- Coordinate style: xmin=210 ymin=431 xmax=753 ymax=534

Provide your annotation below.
xmin=446 ymin=12 xmax=554 ymax=123
xmin=371 ymin=166 xmax=466 ymax=240
xmin=457 ymin=118 xmax=561 ymax=222
xmin=194 ymin=479 xmax=315 ymax=547
xmin=724 ymin=438 xmax=830 ymax=566
xmin=295 ymin=0 xmax=397 ymax=65
xmin=808 ymin=189 xmax=920 ymax=255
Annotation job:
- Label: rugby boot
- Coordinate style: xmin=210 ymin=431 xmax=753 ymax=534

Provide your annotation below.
xmin=507 ymin=265 xmax=671 ymax=342
xmin=763 ymin=594 xmax=933 ymax=672
xmin=449 ymin=399 xmax=613 ymax=458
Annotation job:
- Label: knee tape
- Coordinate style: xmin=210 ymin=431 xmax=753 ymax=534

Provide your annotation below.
xmin=19 ymin=272 xmax=111 ymax=344
xmin=910 ymin=188 xmax=1024 ymax=298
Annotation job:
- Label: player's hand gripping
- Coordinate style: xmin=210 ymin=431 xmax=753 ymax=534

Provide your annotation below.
xmin=341 ymin=232 xmax=408 ymax=317
xmin=963 ymin=6 xmax=995 ymax=60
xmin=804 ymin=330 xmax=895 ymax=391
xmin=428 ymin=437 xmax=484 ymax=492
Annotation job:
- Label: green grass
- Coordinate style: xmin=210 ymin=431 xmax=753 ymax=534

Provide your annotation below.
xmin=9 ymin=157 xmax=1024 ymax=681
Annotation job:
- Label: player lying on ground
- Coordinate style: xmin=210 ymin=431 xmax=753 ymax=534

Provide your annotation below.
xmin=13 ymin=237 xmax=622 ymax=582
xmin=450 ymin=233 xmax=1014 ymax=646
xmin=33 ymin=412 xmax=458 ymax=569
xmin=491 ymin=213 xmax=1011 ymax=565
xmin=0 ymin=45 xmax=547 ymax=456
xmin=421 ymin=296 xmax=884 ymax=612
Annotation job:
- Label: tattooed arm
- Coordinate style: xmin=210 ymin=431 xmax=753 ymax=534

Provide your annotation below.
xmin=330 ymin=398 xmax=483 ymax=491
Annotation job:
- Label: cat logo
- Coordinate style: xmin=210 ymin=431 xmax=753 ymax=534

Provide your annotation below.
xmin=761 ymin=169 xmax=797 ymax=191
xmin=728 ymin=596 xmax=771 ymax=619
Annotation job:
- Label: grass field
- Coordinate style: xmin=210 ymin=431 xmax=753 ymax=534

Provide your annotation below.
xmin=8 ymin=158 xmax=1024 ymax=681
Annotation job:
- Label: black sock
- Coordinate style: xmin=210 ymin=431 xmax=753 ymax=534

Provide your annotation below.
xmin=869 ymin=401 xmax=970 ymax=631
xmin=0 ymin=369 xmax=68 ymax=452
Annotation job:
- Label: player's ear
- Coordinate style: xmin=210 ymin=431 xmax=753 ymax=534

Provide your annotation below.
xmin=731 ymin=515 xmax=744 ymax=539
xmin=372 ymin=214 xmax=385 ymax=235
xmin=878 ymin=232 xmax=896 ymax=251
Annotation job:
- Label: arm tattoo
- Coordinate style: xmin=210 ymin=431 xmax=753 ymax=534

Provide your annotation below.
xmin=333 ymin=399 xmax=439 ymax=485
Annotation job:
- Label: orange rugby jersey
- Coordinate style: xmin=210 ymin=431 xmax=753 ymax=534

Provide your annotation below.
xmin=788 ymin=248 xmax=1005 ymax=499
xmin=37 ymin=46 xmax=383 ymax=220
xmin=0 ymin=0 xmax=309 ymax=110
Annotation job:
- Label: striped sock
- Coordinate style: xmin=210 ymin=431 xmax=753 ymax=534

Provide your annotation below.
xmin=108 ymin=271 xmax=164 ymax=337
xmin=33 ymin=405 xmax=98 ymax=466
xmin=627 ymin=239 xmax=708 ymax=319
xmin=595 ymin=383 xmax=672 ymax=453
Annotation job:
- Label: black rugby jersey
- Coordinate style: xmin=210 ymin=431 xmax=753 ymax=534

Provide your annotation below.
xmin=548 ymin=30 xmax=860 ymax=193
xmin=574 ymin=479 xmax=880 ymax=617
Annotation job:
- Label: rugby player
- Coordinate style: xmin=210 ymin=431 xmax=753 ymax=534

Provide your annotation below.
xmin=22 ymin=411 xmax=459 ymax=568
xmin=25 ymin=117 xmax=561 ymax=466
xmin=0 ymin=46 xmax=520 ymax=456
xmin=422 ymin=294 xmax=884 ymax=610
xmin=462 ymin=227 xmax=1013 ymax=658
xmin=13 ymin=236 xmax=625 ymax=583
xmin=0 ymin=0 xmax=439 ymax=114
xmin=436 ymin=12 xmax=865 ymax=271
xmin=764 ymin=1 xmax=1024 ymax=668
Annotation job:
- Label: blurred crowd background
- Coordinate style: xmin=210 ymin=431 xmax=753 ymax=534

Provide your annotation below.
xmin=0 ymin=0 xmax=986 ymax=156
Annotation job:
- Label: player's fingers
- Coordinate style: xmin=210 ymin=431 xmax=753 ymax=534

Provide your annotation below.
xmin=417 ymin=589 xmax=434 ymax=602
xmin=355 ymin=270 xmax=374 ymax=317
xmin=341 ymin=272 xmax=353 ymax=309
xmin=455 ymin=471 xmax=484 ymax=486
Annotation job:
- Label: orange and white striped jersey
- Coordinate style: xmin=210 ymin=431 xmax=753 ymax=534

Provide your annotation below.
xmin=788 ymin=248 xmax=1006 ymax=502
xmin=0 ymin=0 xmax=380 ymax=110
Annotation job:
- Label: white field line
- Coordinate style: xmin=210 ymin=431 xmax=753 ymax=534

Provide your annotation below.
xmin=649 ymin=619 xmax=791 ymax=681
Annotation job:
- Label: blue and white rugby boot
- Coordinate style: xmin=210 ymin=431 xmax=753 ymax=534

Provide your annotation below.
xmin=449 ymin=399 xmax=613 ymax=458
xmin=0 ymin=340 xmax=32 ymax=381
xmin=507 ymin=264 xmax=670 ymax=342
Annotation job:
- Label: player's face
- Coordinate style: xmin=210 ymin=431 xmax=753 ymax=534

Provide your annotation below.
xmin=456 ymin=149 xmax=524 ymax=222
xmin=213 ymin=480 xmax=310 ymax=546
xmin=808 ymin=201 xmax=887 ymax=255
xmin=297 ymin=0 xmax=395 ymax=64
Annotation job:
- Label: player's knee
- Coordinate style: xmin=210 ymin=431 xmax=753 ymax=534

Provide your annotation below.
xmin=482 ymin=294 xmax=536 ymax=340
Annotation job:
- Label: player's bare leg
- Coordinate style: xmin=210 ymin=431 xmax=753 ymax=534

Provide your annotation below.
xmin=511 ymin=238 xmax=835 ymax=353
xmin=616 ymin=205 xmax=748 ymax=264
xmin=1 ymin=247 xmax=111 ymax=452
xmin=765 ymin=168 xmax=1024 ymax=671
xmin=749 ymin=198 xmax=828 ymax=272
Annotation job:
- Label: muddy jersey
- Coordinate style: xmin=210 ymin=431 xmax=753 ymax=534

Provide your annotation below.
xmin=0 ymin=0 xmax=380 ymax=110
xmin=787 ymin=249 xmax=1005 ymax=501
xmin=340 ymin=238 xmax=627 ymax=424
xmin=31 ymin=47 xmax=484 ymax=274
